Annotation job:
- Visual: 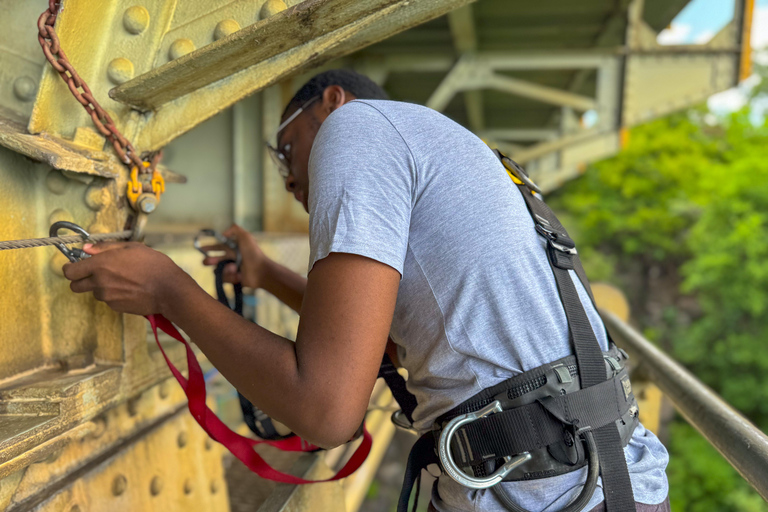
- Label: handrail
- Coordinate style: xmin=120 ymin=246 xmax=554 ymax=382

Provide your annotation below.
xmin=601 ymin=310 xmax=768 ymax=500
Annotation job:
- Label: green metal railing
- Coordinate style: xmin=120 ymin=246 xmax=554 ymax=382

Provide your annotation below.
xmin=601 ymin=310 xmax=768 ymax=500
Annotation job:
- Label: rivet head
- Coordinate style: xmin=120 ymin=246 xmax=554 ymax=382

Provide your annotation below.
xmin=150 ymin=476 xmax=163 ymax=496
xmin=107 ymin=58 xmax=135 ymax=85
xmin=13 ymin=76 xmax=37 ymax=101
xmin=127 ymin=397 xmax=140 ymax=417
xmin=158 ymin=381 xmax=169 ymax=399
xmin=260 ymin=0 xmax=287 ymax=19
xmin=84 ymin=182 xmax=107 ymax=211
xmin=177 ymin=431 xmax=188 ymax=448
xmin=214 ymin=19 xmax=241 ymax=40
xmin=210 ymin=480 xmax=219 ymax=494
xmin=46 ymin=169 xmax=70 ymax=195
xmin=87 ymin=223 xmax=109 ymax=235
xmin=113 ymin=474 xmax=127 ymax=496
xmin=48 ymin=208 xmax=73 ymax=226
xmin=123 ymin=6 xmax=150 ymax=34
xmin=169 ymin=39 xmax=195 ymax=60
xmin=183 ymin=478 xmax=193 ymax=495
xmin=204 ymin=438 xmax=213 ymax=451
xmin=91 ymin=417 xmax=107 ymax=439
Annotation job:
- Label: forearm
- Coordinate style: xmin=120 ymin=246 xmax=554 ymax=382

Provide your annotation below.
xmin=161 ymin=274 xmax=352 ymax=447
xmin=259 ymin=258 xmax=306 ymax=313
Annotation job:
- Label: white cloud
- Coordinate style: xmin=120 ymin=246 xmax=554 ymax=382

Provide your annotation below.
xmin=694 ymin=30 xmax=716 ymax=44
xmin=707 ymin=74 xmax=761 ymax=114
xmin=753 ymin=6 xmax=768 ymax=50
xmin=658 ymin=23 xmax=692 ymax=45
xmin=708 ymin=88 xmax=748 ymax=113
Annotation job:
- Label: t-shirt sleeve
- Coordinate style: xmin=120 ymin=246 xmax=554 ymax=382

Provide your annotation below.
xmin=307 ymin=101 xmax=415 ymax=276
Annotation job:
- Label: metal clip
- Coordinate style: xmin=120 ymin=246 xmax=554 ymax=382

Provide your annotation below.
xmin=194 ymin=229 xmax=241 ymax=268
xmin=50 ymin=221 xmax=92 ymax=262
xmin=501 ymin=156 xmax=542 ymax=195
xmin=438 ymin=400 xmax=532 ymax=489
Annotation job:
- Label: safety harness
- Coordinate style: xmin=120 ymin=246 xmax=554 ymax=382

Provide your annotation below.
xmin=392 ymin=152 xmax=640 ymax=512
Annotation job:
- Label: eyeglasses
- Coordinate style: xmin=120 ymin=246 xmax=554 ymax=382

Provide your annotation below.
xmin=266 ymin=96 xmax=321 ymax=179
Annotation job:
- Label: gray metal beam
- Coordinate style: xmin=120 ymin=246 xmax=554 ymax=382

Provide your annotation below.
xmin=482 ymin=73 xmax=597 ymax=111
xmin=448 ymin=4 xmax=484 ymax=132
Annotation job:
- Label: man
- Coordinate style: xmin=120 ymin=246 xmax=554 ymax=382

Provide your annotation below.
xmin=63 ymin=69 xmax=669 ymax=511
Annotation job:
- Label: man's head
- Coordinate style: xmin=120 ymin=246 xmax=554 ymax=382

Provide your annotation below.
xmin=268 ymin=69 xmax=388 ymax=211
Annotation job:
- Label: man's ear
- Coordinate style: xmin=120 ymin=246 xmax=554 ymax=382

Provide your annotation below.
xmin=322 ymin=85 xmax=346 ymax=115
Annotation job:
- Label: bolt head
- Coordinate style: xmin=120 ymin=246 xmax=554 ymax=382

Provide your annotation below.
xmin=137 ymin=194 xmax=158 ymax=213
xmin=123 ymin=6 xmax=150 ymax=34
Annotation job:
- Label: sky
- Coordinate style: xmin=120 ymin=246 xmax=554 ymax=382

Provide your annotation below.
xmin=655 ymin=0 xmax=768 ymax=118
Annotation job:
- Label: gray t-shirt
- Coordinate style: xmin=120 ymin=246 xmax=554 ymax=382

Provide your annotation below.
xmin=308 ymin=100 xmax=669 ymax=511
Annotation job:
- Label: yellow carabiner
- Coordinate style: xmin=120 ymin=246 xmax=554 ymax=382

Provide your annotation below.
xmin=126 ymin=161 xmax=151 ymax=209
xmin=151 ymin=169 xmax=165 ymax=197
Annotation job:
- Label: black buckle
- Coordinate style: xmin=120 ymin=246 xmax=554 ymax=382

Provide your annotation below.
xmin=534 ymin=222 xmax=577 ymax=269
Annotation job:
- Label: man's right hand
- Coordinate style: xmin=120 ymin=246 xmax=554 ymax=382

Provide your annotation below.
xmin=201 ymin=224 xmax=268 ymax=289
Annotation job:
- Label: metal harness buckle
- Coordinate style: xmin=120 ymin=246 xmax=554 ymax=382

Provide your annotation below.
xmin=438 ymin=400 xmax=532 ymax=489
xmin=194 ymin=229 xmax=241 ymax=268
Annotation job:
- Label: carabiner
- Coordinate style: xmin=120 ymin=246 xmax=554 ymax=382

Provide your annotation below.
xmin=438 ymin=400 xmax=532 ymax=489
xmin=50 ymin=221 xmax=92 ymax=263
xmin=194 ymin=229 xmax=241 ymax=268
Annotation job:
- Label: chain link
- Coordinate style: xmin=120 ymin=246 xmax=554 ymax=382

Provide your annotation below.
xmin=37 ymin=0 xmax=159 ymax=184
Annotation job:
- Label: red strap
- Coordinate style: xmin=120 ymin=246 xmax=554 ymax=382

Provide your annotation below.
xmin=147 ymin=313 xmax=372 ymax=483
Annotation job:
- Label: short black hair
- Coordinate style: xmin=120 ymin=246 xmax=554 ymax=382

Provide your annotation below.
xmin=282 ymin=69 xmax=389 ymax=120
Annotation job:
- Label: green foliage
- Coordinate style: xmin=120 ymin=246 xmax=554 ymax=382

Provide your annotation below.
xmin=667 ymin=423 xmax=768 ymax=512
xmin=549 ymin=76 xmax=768 ymax=510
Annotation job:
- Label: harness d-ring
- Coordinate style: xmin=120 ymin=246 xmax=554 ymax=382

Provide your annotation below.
xmin=50 ymin=221 xmax=92 ymax=262
xmin=438 ymin=400 xmax=532 ymax=489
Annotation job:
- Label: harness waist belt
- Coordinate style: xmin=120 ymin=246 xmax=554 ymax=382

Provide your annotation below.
xmin=437 ymin=344 xmax=638 ymax=482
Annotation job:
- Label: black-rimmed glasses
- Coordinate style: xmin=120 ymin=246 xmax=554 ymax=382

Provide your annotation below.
xmin=266 ymin=96 xmax=321 ymax=179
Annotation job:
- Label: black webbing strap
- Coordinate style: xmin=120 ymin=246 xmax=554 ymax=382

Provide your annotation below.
xmin=515 ymin=182 xmax=636 ymax=511
xmin=379 ymin=353 xmax=418 ymax=423
xmin=398 ymin=433 xmax=439 ymax=512
xmin=454 ymin=370 xmax=632 ymax=467
xmin=214 ymin=260 xmax=243 ymax=315
xmin=214 ymin=260 xmax=292 ymax=441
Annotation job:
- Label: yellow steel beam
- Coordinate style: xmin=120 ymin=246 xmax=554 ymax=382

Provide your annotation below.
xmin=125 ymin=0 xmax=476 ymax=151
xmin=112 ymin=0 xmax=408 ymax=111
xmin=0 ymin=117 xmax=184 ymax=183
xmin=739 ymin=0 xmax=755 ymax=82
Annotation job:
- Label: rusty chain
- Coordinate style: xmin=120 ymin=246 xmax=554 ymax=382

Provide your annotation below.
xmin=37 ymin=0 xmax=160 ymax=189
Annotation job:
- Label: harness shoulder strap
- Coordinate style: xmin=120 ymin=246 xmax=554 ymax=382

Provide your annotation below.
xmin=502 ymin=152 xmax=636 ymax=512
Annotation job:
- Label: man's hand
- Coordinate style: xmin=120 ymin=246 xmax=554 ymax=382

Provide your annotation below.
xmin=201 ymin=224 xmax=268 ymax=289
xmin=63 ymin=242 xmax=187 ymax=316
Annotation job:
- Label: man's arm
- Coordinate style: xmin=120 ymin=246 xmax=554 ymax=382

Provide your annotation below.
xmin=65 ymin=245 xmax=398 ymax=448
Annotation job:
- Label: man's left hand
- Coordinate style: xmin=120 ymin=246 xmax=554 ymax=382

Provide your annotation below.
xmin=62 ymin=242 xmax=185 ymax=316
